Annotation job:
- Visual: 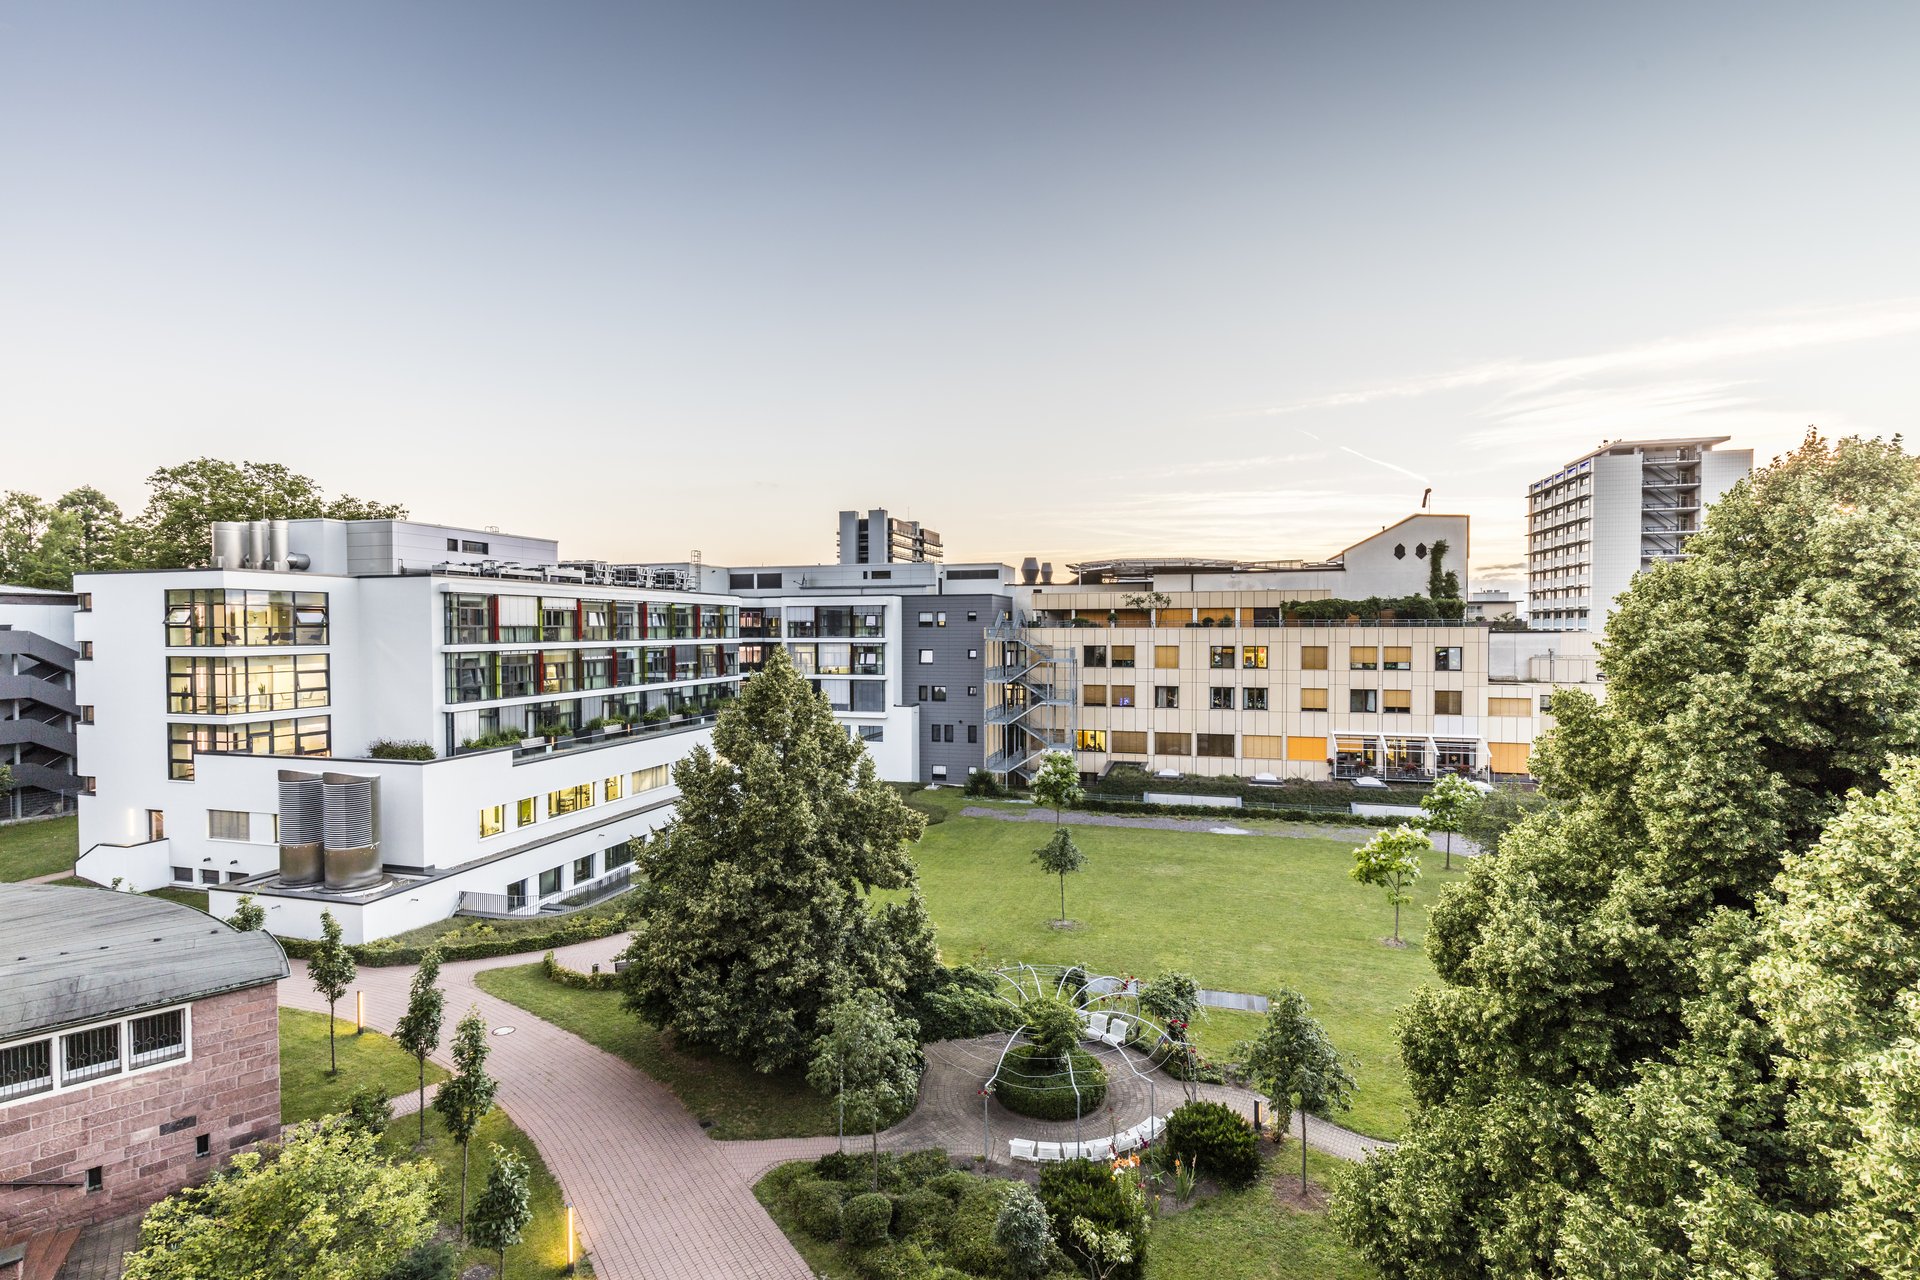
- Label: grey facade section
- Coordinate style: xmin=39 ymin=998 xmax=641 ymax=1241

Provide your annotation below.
xmin=904 ymin=593 xmax=1009 ymax=783
xmin=1 ymin=613 xmax=80 ymax=821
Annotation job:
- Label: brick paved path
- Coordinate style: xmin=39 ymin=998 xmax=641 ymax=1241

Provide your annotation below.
xmin=281 ymin=935 xmax=1395 ymax=1279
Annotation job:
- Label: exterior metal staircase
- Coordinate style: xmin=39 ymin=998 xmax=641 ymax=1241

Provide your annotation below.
xmin=983 ymin=615 xmax=1079 ymax=782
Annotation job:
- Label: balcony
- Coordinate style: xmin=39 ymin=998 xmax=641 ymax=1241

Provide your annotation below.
xmin=506 ymin=713 xmax=719 ymax=763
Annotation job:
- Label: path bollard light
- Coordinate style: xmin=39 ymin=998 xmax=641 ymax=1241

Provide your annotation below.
xmin=565 ymin=1203 xmax=577 ymax=1274
xmin=355 ymin=990 xmax=364 ymax=1035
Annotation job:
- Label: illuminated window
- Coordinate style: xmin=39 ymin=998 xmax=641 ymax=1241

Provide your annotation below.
xmin=548 ymin=784 xmax=594 ymax=816
xmin=1209 ymin=646 xmax=1235 ymax=669
xmin=517 ymin=797 xmax=537 ymax=826
xmin=1076 ymin=730 xmax=1108 ymax=751
xmin=480 ymin=805 xmax=506 ymax=838
xmin=604 ymin=775 xmax=624 ymax=802
xmin=1242 ymin=646 xmax=1268 ymax=670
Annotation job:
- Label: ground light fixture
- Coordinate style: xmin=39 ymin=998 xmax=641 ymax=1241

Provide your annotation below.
xmin=355 ymin=990 xmax=364 ymax=1035
xmin=565 ymin=1203 xmax=576 ymax=1274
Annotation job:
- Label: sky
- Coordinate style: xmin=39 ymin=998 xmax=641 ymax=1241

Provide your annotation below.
xmin=3 ymin=2 xmax=1917 ymax=593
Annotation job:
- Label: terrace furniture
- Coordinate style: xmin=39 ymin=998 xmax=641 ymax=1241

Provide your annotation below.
xmin=1099 ymin=1018 xmax=1130 ymax=1048
xmin=1140 ymin=1116 xmax=1165 ymax=1141
xmin=1083 ymin=1012 xmax=1110 ymax=1041
xmin=1036 ymin=1142 xmax=1063 ymax=1162
xmin=1081 ymin=1138 xmax=1115 ymax=1161
xmin=1113 ymin=1129 xmax=1141 ymax=1154
xmin=1009 ymin=1139 xmax=1037 ymax=1163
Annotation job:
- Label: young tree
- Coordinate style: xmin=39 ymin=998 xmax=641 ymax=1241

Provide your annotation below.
xmin=432 ymin=1007 xmax=499 ymax=1239
xmin=226 ymin=893 xmax=266 ymax=932
xmin=308 ymin=909 xmax=357 ymax=1075
xmin=1242 ymin=988 xmax=1355 ymax=1194
xmin=1349 ymin=825 xmax=1427 ymax=945
xmin=1137 ymin=971 xmax=1199 ymax=1032
xmin=1336 ymin=435 xmax=1920 ymax=1279
xmin=468 ymin=1144 xmax=533 ymax=1280
xmin=1419 ymin=773 xmax=1483 ymax=871
xmin=393 ymin=948 xmax=446 ymax=1143
xmin=621 ymin=645 xmax=934 ymax=1072
xmin=806 ymin=992 xmax=923 ymax=1188
xmin=993 ymin=1181 xmax=1055 ymax=1279
xmin=1030 ymin=750 xmax=1083 ymax=824
xmin=1032 ymin=827 xmax=1085 ymax=923
xmin=121 ymin=1121 xmax=438 ymax=1280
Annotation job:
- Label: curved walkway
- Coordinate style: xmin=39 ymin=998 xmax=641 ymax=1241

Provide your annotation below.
xmin=959 ymin=804 xmax=1483 ymax=855
xmin=280 ymin=936 xmax=1392 ymax=1278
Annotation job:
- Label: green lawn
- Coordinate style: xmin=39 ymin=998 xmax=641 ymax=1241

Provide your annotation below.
xmin=902 ymin=791 xmax=1450 ymax=1139
xmin=0 ymin=814 xmax=76 ymax=880
xmin=279 ymin=1008 xmax=448 ymax=1125
xmin=278 ymin=1007 xmax=585 ymax=1275
xmin=149 ymin=886 xmax=210 ymax=912
xmin=473 ymin=962 xmax=835 ymax=1140
xmin=369 ymin=892 xmax=635 ymax=951
xmin=1151 ymin=1149 xmax=1373 ymax=1280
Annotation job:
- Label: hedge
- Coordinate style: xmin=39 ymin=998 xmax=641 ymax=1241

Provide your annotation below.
xmin=277 ymin=908 xmax=630 ymax=966
xmin=1074 ymin=796 xmax=1403 ymax=826
xmin=994 ymin=1045 xmax=1108 ymax=1121
xmin=541 ymin=949 xmax=621 ymax=990
xmin=1163 ymin=1099 xmax=1261 ymax=1188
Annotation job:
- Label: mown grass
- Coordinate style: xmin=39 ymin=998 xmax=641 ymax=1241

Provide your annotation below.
xmin=0 ymin=814 xmax=76 ymax=880
xmin=473 ymin=962 xmax=835 ymax=1140
xmin=278 ymin=1008 xmax=448 ymax=1126
xmin=900 ymin=786 xmax=1448 ymax=1139
xmin=1151 ymin=1149 xmax=1373 ymax=1280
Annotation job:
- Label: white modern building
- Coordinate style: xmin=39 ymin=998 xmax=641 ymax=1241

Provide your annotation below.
xmin=73 ymin=519 xmax=746 ymax=941
xmin=1526 ymin=436 xmax=1752 ymax=631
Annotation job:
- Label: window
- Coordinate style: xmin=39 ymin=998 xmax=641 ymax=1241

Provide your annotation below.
xmin=936 ymin=612 xmax=947 ymax=627
xmin=574 ymin=854 xmax=596 ymax=884
xmin=1383 ymin=647 xmax=1412 ymax=671
xmin=1209 ymin=646 xmax=1235 ymax=669
xmin=1435 ymin=690 xmax=1463 ymax=715
xmin=169 ymin=654 xmax=332 ymax=714
xmin=931 ymin=765 xmax=949 ymax=780
xmin=1244 ymin=687 xmax=1269 ymax=710
xmin=196 ymin=1134 xmax=210 ymax=1158
xmin=967 ymin=685 xmax=978 ymax=697
xmin=967 ymin=724 xmax=977 ymax=743
xmin=1210 ymin=687 xmax=1234 ymax=709
xmin=81 ymin=704 xmax=94 ymax=723
xmin=480 ymin=805 xmax=506 ymax=838
xmin=78 ymin=640 xmax=94 ymax=660
xmin=918 ymin=611 xmax=934 ymax=627
xmin=1155 ymin=731 xmax=1191 ymax=756
xmin=1111 ymin=730 xmax=1148 ymax=754
xmin=1083 ymin=685 xmax=1107 ymax=706
xmin=1300 ymin=646 xmax=1328 ymax=671
xmin=1155 ymin=645 xmax=1180 ymax=669
xmin=207 ymin=810 xmax=250 ymax=842
xmin=507 ymin=880 xmax=528 ymax=911
xmin=917 ymin=685 xmax=929 ymax=701
xmin=1077 ymin=730 xmax=1108 ymax=751
xmin=517 ymin=796 xmax=537 ymax=826
xmin=171 ymin=866 xmax=192 ymax=883
xmin=1242 ymin=646 xmax=1268 ymax=670
xmin=1488 ymin=697 xmax=1533 ymax=717
xmin=967 ymin=648 xmax=978 ymax=659
xmin=1383 ymin=689 xmax=1412 ymax=715
xmin=606 ymin=840 xmax=636 ymax=870
xmin=538 ymin=867 xmax=563 ymax=897
xmin=0 ymin=1039 xmax=53 ymax=1101
xmin=1083 ymin=645 xmax=1107 ymax=668
xmin=605 ymin=774 xmax=624 ymax=801
xmin=931 ymin=686 xmax=947 ymax=701
xmin=164 ymin=588 xmax=328 ymax=646
xmin=1154 ymin=686 xmax=1179 ymax=709
xmin=858 ymin=725 xmax=885 ymax=743
xmin=548 ymin=783 xmax=594 ymax=816
xmin=86 ymin=1166 xmax=104 ymax=1193
xmin=128 ymin=1011 xmax=185 ymax=1068
xmin=1349 ymin=689 xmax=1378 ymax=713
xmin=1111 ymin=645 xmax=1136 ymax=668
xmin=930 ymin=722 xmax=941 ymax=743
xmin=630 ymin=764 xmax=670 ymax=793
xmin=1197 ymin=733 xmax=1234 ymax=758
xmin=62 ymin=1025 xmax=121 ymax=1084
xmin=447 ymin=538 xmax=459 ymax=551
xmin=967 ymin=611 xmax=977 ymax=621
xmin=1110 ymin=685 xmax=1135 ymax=708
xmin=1349 ymin=647 xmax=1378 ymax=670
xmin=167 ymin=716 xmax=331 ymax=780
xmin=918 ymin=649 xmax=933 ymax=665
xmin=76 ymin=592 xmax=92 ymax=611
xmin=1539 ymin=694 xmax=1555 ymax=712
xmin=1435 ymin=646 xmax=1463 ymax=672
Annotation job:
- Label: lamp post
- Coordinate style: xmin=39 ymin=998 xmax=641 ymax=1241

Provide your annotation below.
xmin=979 ymin=1085 xmax=993 ymax=1168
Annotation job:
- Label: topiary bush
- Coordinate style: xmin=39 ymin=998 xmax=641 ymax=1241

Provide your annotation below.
xmin=1037 ymin=1159 xmax=1149 ymax=1280
xmin=1163 ymin=1099 xmax=1261 ymax=1188
xmin=894 ymin=1147 xmax=953 ymax=1185
xmin=891 ymin=1188 xmax=949 ymax=1239
xmin=1021 ymin=998 xmax=1083 ymax=1062
xmin=925 ymin=1171 xmax=976 ymax=1204
xmin=995 ymin=1044 xmax=1108 ymax=1121
xmin=843 ymin=1191 xmax=895 ymax=1246
xmin=942 ymin=1179 xmax=1016 ymax=1276
xmin=847 ymin=1241 xmax=931 ymax=1280
xmin=791 ymin=1177 xmax=845 ymax=1241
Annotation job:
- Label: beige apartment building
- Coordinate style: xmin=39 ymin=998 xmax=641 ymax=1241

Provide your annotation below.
xmin=987 ymin=515 xmax=1600 ymax=784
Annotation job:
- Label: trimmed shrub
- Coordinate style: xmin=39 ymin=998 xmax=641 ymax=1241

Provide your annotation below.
xmin=912 ymin=965 xmax=1016 ymax=1043
xmin=943 ymin=1180 xmax=1016 ymax=1276
xmin=963 ymin=770 xmax=1004 ymax=797
xmin=843 ymin=1191 xmax=894 ymax=1246
xmin=278 ymin=904 xmax=632 ymax=966
xmin=996 ymin=1044 xmax=1108 ymax=1121
xmin=894 ymin=1147 xmax=953 ymax=1186
xmin=925 ymin=1171 xmax=976 ymax=1204
xmin=377 ymin=1241 xmax=459 ymax=1280
xmin=541 ymin=950 xmax=620 ymax=990
xmin=790 ymin=1178 xmax=845 ymax=1241
xmin=848 ymin=1241 xmax=930 ymax=1280
xmin=891 ymin=1188 xmax=949 ymax=1239
xmin=341 ymin=1085 xmax=393 ymax=1136
xmin=366 ymin=739 xmax=435 ymax=760
xmin=1037 ymin=1159 xmax=1148 ymax=1280
xmin=993 ymin=1180 xmax=1054 ymax=1280
xmin=1163 ymin=1099 xmax=1261 ymax=1189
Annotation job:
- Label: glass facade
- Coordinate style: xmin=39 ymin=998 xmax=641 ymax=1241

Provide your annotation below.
xmin=168 ymin=716 xmax=331 ymax=780
xmin=168 ymin=654 xmax=329 ymax=714
xmin=165 ymin=589 xmax=328 ymax=646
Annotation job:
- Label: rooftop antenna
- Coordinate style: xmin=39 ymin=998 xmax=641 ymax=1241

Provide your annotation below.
xmin=690 ymin=549 xmax=702 ymax=569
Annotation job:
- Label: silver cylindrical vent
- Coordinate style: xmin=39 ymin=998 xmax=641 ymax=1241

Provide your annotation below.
xmin=277 ymin=769 xmax=324 ymax=884
xmin=247 ymin=521 xmax=268 ymax=569
xmin=212 ymin=522 xmax=247 ymax=569
xmin=1021 ymin=557 xmax=1040 ymax=585
xmin=267 ymin=519 xmax=290 ymax=571
xmin=321 ymin=772 xmax=381 ymax=890
xmin=1041 ymin=562 xmax=1053 ymax=584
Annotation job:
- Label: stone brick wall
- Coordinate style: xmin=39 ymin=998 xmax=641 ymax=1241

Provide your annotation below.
xmin=0 ymin=982 xmax=281 ymax=1240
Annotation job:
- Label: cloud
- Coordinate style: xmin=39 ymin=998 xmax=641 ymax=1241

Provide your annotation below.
xmin=1463 ymin=378 xmax=1758 ymax=451
xmin=1253 ymin=297 xmax=1920 ymax=417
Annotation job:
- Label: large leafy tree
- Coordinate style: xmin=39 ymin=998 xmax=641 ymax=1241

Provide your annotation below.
xmin=1242 ymin=988 xmax=1354 ymax=1194
xmin=620 ymin=644 xmax=935 ymax=1072
xmin=121 ymin=1121 xmax=438 ymax=1280
xmin=131 ymin=458 xmax=405 ymax=568
xmin=1334 ymin=435 xmax=1920 ymax=1278
xmin=0 ymin=491 xmax=89 ymax=590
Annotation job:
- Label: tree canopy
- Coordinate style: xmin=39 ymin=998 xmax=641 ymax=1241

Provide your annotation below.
xmin=806 ymin=991 xmax=923 ymax=1184
xmin=1334 ymin=434 xmax=1920 ymax=1279
xmin=620 ymin=644 xmax=935 ymax=1072
xmin=121 ymin=1121 xmax=438 ymax=1280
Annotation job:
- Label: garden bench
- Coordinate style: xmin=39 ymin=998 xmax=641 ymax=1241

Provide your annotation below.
xmin=1099 ymin=1017 xmax=1130 ymax=1048
xmin=1036 ymin=1141 xmax=1064 ymax=1162
xmin=1009 ymin=1138 xmax=1037 ymax=1162
xmin=1082 ymin=1011 xmax=1110 ymax=1041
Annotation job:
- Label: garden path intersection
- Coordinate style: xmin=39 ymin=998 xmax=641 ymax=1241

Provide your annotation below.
xmin=281 ymin=934 xmax=1390 ymax=1279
